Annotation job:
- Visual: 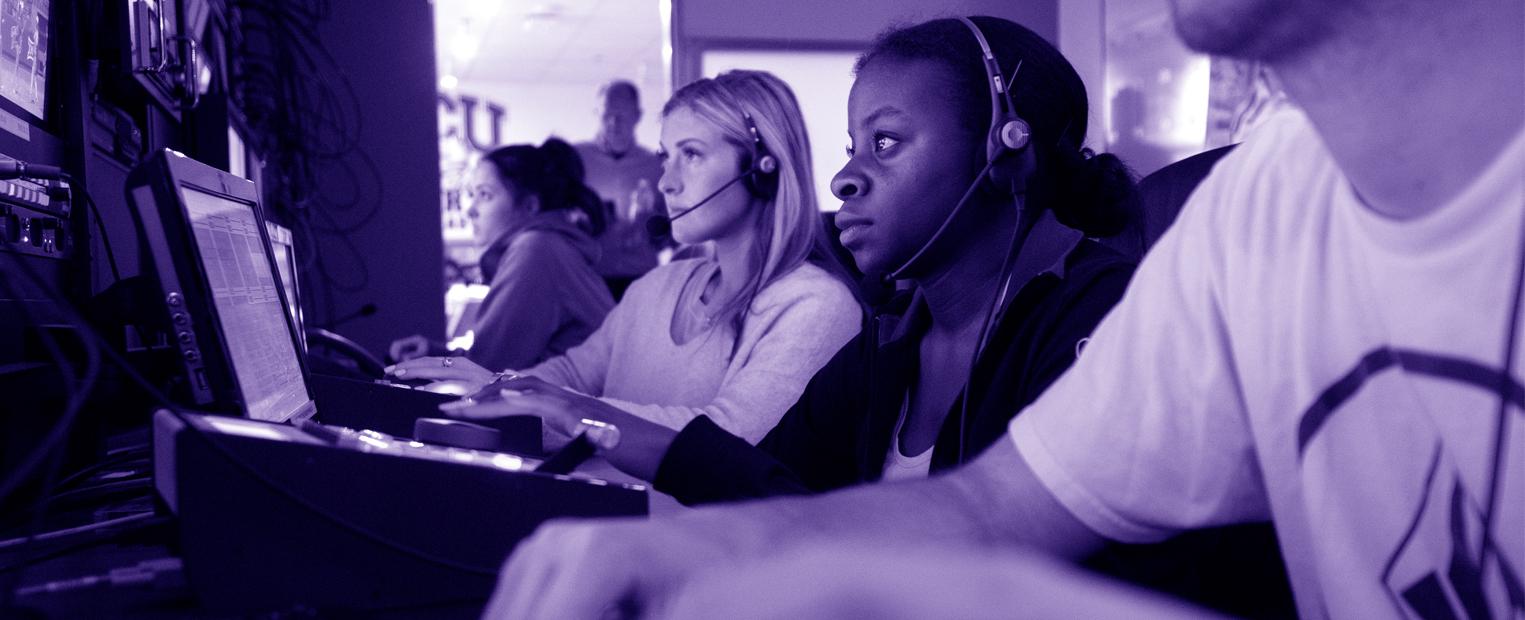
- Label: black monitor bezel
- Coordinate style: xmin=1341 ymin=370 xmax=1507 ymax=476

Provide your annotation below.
xmin=126 ymin=149 xmax=316 ymax=423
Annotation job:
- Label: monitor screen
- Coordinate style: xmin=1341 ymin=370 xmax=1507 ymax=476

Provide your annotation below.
xmin=0 ymin=0 xmax=49 ymax=121
xmin=265 ymin=222 xmax=306 ymax=352
xmin=181 ymin=186 xmax=310 ymax=422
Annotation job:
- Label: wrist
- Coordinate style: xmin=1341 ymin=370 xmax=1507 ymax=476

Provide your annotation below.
xmin=611 ymin=421 xmax=677 ymax=482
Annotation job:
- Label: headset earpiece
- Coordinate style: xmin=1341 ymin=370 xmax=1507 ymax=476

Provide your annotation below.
xmin=960 ymin=17 xmax=1029 ymax=186
xmin=997 ymin=117 xmax=1030 ymax=152
xmin=741 ymin=111 xmax=779 ymax=200
xmin=755 ymin=154 xmax=777 ymax=175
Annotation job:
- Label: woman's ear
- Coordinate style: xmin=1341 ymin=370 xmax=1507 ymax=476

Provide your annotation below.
xmin=521 ymin=195 xmax=543 ymax=213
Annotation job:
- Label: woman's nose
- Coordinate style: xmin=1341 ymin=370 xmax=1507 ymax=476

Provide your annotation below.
xmin=658 ymin=168 xmax=679 ymax=197
xmin=831 ymin=167 xmax=867 ymax=200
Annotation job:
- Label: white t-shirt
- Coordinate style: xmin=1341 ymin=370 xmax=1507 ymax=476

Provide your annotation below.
xmin=883 ymin=392 xmax=935 ymax=481
xmin=1010 ymin=108 xmax=1525 ymax=619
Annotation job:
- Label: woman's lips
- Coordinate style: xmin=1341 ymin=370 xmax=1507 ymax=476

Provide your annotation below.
xmin=837 ymin=221 xmax=870 ymax=246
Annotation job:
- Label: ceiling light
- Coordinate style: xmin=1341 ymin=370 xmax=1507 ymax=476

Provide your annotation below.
xmin=451 ymin=36 xmax=479 ymax=62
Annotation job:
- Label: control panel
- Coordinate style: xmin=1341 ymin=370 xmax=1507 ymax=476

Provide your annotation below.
xmin=0 ymin=156 xmax=72 ymax=259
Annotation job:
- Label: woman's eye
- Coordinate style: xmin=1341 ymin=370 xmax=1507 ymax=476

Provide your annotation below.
xmin=682 ymin=147 xmax=701 ymax=161
xmin=845 ymin=144 xmax=855 ymax=158
xmin=656 ymin=150 xmax=668 ymax=162
xmin=873 ymin=134 xmax=900 ymax=152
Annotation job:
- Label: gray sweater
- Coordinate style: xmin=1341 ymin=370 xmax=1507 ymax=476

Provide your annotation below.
xmin=526 ymin=258 xmax=861 ymax=443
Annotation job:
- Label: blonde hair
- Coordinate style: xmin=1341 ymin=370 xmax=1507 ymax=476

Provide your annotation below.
xmin=663 ymin=70 xmax=856 ymax=331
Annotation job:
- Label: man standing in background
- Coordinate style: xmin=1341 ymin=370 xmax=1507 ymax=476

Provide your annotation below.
xmin=575 ymin=80 xmax=665 ymax=298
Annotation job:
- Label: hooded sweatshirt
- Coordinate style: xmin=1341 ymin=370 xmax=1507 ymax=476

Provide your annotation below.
xmin=468 ymin=212 xmax=614 ymax=371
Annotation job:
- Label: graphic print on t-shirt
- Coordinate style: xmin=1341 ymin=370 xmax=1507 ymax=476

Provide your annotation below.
xmin=1298 ymin=347 xmax=1525 ymax=620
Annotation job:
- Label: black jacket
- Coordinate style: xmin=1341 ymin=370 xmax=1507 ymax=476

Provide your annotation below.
xmin=653 ymin=240 xmax=1136 ymax=505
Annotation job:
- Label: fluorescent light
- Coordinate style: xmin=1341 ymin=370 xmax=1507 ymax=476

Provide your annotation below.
xmin=451 ymin=36 xmax=479 ymax=62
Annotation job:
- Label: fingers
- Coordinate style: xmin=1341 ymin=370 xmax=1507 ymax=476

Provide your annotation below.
xmin=497 ymin=375 xmax=556 ymax=392
xmin=387 ymin=341 xmax=408 ymax=362
xmin=384 ymin=356 xmax=492 ymax=383
xmin=438 ymin=392 xmax=537 ymax=419
xmin=484 ymin=522 xmax=629 ymax=619
xmin=440 ymin=392 xmax=584 ymax=436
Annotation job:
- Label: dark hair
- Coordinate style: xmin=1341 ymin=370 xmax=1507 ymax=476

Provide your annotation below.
xmin=480 ymin=138 xmax=606 ymax=236
xmin=856 ymin=16 xmax=1139 ymax=237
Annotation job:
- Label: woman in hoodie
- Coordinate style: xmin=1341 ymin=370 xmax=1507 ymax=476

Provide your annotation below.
xmin=389 ymin=138 xmax=615 ymax=371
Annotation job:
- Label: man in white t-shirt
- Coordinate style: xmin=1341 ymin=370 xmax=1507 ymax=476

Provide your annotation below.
xmin=481 ymin=1 xmax=1524 ymax=617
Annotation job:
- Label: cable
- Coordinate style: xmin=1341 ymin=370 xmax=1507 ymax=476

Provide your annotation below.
xmin=51 ymin=449 xmax=150 ymax=493
xmin=78 ymin=184 xmax=123 ymax=284
xmin=42 ymin=479 xmax=153 ymax=509
xmin=0 ymin=513 xmax=157 ymax=552
xmin=11 ymin=557 xmax=183 ymax=598
xmin=953 ymin=195 xmax=1037 ymax=465
xmin=0 ymin=255 xmax=102 ymax=508
xmin=0 ymin=514 xmax=170 ymax=578
xmin=0 ymin=251 xmax=103 ymax=611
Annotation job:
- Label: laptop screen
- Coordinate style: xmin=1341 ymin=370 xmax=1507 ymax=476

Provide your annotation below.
xmin=181 ymin=186 xmax=311 ymax=422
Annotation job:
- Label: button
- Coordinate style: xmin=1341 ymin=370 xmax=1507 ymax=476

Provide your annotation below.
xmin=177 ymin=331 xmax=193 ymax=345
xmin=172 ymin=312 xmax=188 ymax=325
xmin=166 ymin=292 xmax=182 ymax=306
xmin=184 ymin=349 xmax=200 ymax=362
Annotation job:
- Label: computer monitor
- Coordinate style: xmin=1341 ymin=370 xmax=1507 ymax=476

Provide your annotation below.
xmin=0 ymin=0 xmax=50 ymax=123
xmin=265 ymin=221 xmax=307 ymax=353
xmin=127 ymin=149 xmax=315 ymax=423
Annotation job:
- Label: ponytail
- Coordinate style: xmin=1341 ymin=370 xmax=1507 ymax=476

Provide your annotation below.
xmin=538 ymin=138 xmax=607 ymax=236
xmin=1046 ymin=147 xmax=1140 ymax=238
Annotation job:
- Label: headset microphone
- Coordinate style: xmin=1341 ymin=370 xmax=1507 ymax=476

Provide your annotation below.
xmin=644 ymin=170 xmax=753 ymax=240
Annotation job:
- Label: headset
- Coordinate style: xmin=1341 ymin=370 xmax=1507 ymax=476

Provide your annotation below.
xmin=883 ymin=16 xmax=1031 ymax=281
xmin=962 ymin=16 xmax=1031 ymax=171
xmin=646 ymin=109 xmax=779 ymax=239
xmin=741 ymin=110 xmax=779 ymax=201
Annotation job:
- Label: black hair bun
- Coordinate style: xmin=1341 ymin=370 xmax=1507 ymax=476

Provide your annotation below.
xmin=1051 ymin=150 xmax=1140 ymax=238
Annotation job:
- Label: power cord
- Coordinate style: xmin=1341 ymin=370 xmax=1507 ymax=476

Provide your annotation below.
xmin=0 ymin=513 xmax=158 ymax=553
xmin=11 ymin=557 xmax=183 ymax=598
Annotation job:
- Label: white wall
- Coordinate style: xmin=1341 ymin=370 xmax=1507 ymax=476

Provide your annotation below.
xmin=448 ymin=76 xmax=667 ymax=151
xmin=702 ymin=50 xmax=858 ymax=211
xmin=1059 ymin=0 xmax=1106 ymax=150
xmin=673 ymin=0 xmax=1059 ymax=87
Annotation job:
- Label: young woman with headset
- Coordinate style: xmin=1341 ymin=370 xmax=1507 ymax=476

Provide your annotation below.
xmin=426 ymin=16 xmax=1142 ymax=493
xmin=386 ymin=70 xmax=863 ymax=448
xmin=386 ymin=139 xmax=615 ymax=372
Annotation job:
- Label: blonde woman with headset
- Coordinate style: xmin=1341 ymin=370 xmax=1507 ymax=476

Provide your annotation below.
xmin=388 ymin=70 xmax=862 ymax=454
